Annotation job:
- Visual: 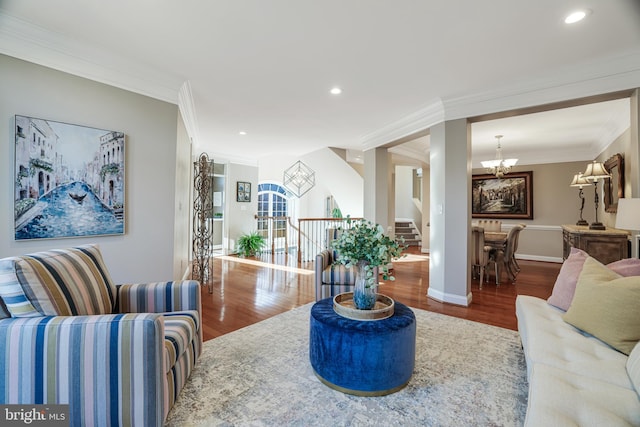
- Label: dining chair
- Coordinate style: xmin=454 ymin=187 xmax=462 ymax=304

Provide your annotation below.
xmin=476 ymin=219 xmax=502 ymax=232
xmin=510 ymin=223 xmax=526 ymax=274
xmin=502 ymin=224 xmax=525 ymax=281
xmin=471 ymin=226 xmax=495 ymax=289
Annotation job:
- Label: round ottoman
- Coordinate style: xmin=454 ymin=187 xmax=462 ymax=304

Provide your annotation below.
xmin=309 ymin=297 xmax=416 ymax=396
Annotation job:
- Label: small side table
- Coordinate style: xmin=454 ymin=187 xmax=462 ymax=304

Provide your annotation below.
xmin=309 ymin=297 xmax=416 ymax=396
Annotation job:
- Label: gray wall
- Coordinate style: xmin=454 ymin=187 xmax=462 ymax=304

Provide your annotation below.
xmin=1 ymin=54 xmax=189 ymax=283
xmin=226 ymin=162 xmax=259 ymax=252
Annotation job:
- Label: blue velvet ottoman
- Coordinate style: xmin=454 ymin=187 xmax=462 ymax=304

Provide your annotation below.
xmin=309 ymin=297 xmax=416 ymax=396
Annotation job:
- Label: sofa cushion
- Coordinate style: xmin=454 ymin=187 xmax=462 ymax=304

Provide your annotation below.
xmin=547 ymin=249 xmax=640 ymax=311
xmin=627 ymin=342 xmax=640 ymax=396
xmin=0 ymin=244 xmax=117 ymax=316
xmin=321 ymin=265 xmax=356 ymax=286
xmin=525 ymin=363 xmax=640 ymax=427
xmin=563 ymin=257 xmax=640 ymax=355
xmin=516 ymin=295 xmax=631 ymax=388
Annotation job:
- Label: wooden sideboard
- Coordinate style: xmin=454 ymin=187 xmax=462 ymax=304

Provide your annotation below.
xmin=562 ymin=224 xmax=630 ymax=264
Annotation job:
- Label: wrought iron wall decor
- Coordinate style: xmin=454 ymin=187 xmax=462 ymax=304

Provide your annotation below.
xmin=192 ymin=153 xmax=214 ymax=292
xmin=283 ymin=160 xmax=315 ymax=197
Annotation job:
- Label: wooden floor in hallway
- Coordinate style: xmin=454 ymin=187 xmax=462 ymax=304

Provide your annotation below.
xmin=199 ymin=247 xmax=561 ymax=341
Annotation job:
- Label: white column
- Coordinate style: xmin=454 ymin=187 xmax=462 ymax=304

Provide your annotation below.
xmin=364 ymin=147 xmax=392 ymax=231
xmin=428 ymin=119 xmax=472 ymax=306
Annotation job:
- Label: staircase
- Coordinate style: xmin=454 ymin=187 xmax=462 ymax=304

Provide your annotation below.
xmin=395 ymin=220 xmax=421 ymax=247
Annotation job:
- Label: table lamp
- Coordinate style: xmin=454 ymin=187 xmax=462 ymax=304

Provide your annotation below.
xmin=615 ymin=198 xmax=640 ymax=259
xmin=569 ymin=172 xmax=591 ymax=226
xmin=582 ymin=160 xmax=610 ymax=230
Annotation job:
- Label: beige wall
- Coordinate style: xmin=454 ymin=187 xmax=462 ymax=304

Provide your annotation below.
xmin=472 ymin=160 xmax=604 ymax=262
xmin=1 ymin=54 xmax=186 ymax=283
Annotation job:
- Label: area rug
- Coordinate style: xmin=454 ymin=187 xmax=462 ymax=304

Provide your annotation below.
xmin=166 ymin=304 xmax=528 ymax=426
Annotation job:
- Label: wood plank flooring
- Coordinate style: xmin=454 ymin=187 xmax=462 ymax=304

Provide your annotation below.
xmin=200 ymin=247 xmax=560 ymax=341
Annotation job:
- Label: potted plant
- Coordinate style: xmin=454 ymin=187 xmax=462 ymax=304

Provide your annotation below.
xmin=236 ymin=231 xmax=266 ymax=258
xmin=332 ymin=217 xmax=405 ymax=309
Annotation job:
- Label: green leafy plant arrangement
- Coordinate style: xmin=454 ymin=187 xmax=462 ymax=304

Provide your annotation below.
xmin=331 ymin=216 xmax=405 ymax=287
xmin=236 ymin=231 xmax=266 ymax=258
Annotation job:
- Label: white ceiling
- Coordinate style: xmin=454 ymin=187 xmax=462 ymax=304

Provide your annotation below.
xmin=1 ymin=1 xmax=639 ymax=167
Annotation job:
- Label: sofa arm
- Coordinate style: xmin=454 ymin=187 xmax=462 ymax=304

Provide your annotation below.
xmin=315 ymin=250 xmax=334 ymax=298
xmin=0 ymin=313 xmax=166 ymax=426
xmin=116 ymin=280 xmax=201 ymax=314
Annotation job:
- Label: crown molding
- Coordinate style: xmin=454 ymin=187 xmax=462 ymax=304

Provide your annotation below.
xmin=365 ymin=49 xmax=640 ymax=151
xmin=0 ymin=13 xmax=182 ymax=104
xmin=361 ymin=100 xmax=443 ymax=150
xmin=178 ymin=81 xmax=200 ymax=146
xmin=442 ymin=49 xmax=640 ymax=122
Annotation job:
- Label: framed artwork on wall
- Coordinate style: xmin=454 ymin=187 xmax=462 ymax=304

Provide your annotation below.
xmin=14 ymin=115 xmax=126 ymax=240
xmin=237 ymin=181 xmax=251 ymax=202
xmin=472 ymin=171 xmax=533 ymax=219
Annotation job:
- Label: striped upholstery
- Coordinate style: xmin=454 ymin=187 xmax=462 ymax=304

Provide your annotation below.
xmin=315 ymin=249 xmax=378 ymax=301
xmin=0 ymin=313 xmax=165 ymax=426
xmin=0 ymin=246 xmax=202 ymax=427
xmin=321 ymin=264 xmax=356 ymax=285
xmin=117 ymin=281 xmax=202 ymax=313
xmin=0 ymin=244 xmax=116 ymax=317
xmin=0 ymin=259 xmax=41 ymax=318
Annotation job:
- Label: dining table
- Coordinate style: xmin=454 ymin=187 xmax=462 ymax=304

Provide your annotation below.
xmin=483 ymin=231 xmax=508 ymax=285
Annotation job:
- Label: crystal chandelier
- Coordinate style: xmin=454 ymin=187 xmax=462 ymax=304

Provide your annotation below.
xmin=481 ymin=135 xmax=518 ymax=178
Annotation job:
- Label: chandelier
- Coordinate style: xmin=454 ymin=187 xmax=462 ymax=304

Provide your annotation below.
xmin=481 ymin=135 xmax=518 ymax=178
xmin=283 ymin=160 xmax=315 ymax=197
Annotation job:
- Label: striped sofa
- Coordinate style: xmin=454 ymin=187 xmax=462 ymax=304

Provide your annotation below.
xmin=0 ymin=244 xmax=202 ymax=427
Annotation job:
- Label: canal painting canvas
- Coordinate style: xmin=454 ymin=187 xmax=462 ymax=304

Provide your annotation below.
xmin=14 ymin=115 xmax=125 ymax=240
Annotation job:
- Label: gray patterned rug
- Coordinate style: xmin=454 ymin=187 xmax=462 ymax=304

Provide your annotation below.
xmin=166 ymin=303 xmax=528 ymax=426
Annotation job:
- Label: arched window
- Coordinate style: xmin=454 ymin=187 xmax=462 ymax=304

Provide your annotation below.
xmin=257 ymin=182 xmax=293 ymax=241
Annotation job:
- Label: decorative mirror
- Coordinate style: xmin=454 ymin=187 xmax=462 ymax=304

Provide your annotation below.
xmin=604 ymin=153 xmax=624 ymax=213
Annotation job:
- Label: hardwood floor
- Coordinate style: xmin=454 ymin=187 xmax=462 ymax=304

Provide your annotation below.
xmin=200 ymin=247 xmax=560 ymax=341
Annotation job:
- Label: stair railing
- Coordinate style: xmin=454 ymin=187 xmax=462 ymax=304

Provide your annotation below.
xmin=297 ymin=217 xmax=363 ymax=263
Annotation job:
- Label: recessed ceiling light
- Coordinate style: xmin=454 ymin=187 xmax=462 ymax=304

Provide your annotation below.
xmin=239 ymin=131 xmax=247 ymax=135
xmin=565 ymin=10 xmax=589 ymax=24
xmin=330 ymin=87 xmax=342 ymax=95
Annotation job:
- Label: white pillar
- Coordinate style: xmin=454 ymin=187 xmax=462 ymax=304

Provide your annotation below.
xmin=364 ymin=147 xmax=393 ymax=231
xmin=428 ymin=119 xmax=472 ymax=306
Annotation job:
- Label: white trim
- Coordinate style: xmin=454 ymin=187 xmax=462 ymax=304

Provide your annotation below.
xmin=361 ymin=101 xmax=443 ymax=150
xmin=500 ymin=224 xmax=561 ymax=232
xmin=0 ymin=13 xmax=182 ymax=104
xmin=427 ymin=288 xmax=472 ymax=307
xmin=442 ymin=49 xmax=640 ymax=122
xmin=178 ymin=81 xmax=200 ymax=146
xmin=515 ymin=254 xmax=563 ymax=264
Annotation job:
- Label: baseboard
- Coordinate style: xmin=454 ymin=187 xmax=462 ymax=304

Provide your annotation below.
xmin=427 ymin=288 xmax=472 ymax=306
xmin=516 ymin=254 xmax=563 ymax=263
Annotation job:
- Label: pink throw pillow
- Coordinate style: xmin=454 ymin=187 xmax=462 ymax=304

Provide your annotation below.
xmin=607 ymin=258 xmax=640 ymax=277
xmin=548 ymin=249 xmax=640 ymax=311
xmin=547 ymin=248 xmax=589 ymax=311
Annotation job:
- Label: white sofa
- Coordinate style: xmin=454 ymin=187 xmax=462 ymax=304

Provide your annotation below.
xmin=516 ymin=295 xmax=640 ymax=426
